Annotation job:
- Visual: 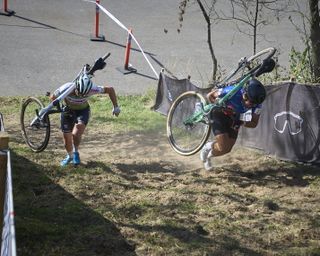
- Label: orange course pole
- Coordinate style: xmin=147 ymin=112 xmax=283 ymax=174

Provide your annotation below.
xmin=3 ymin=0 xmax=7 ymax=12
xmin=95 ymin=0 xmax=100 ymax=37
xmin=1 ymin=0 xmax=14 ymax=16
xmin=90 ymin=0 xmax=105 ymax=41
xmin=124 ymin=29 xmax=133 ymax=70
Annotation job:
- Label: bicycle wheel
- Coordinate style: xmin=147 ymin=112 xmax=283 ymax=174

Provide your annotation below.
xmin=167 ymin=91 xmax=211 ymax=156
xmin=246 ymin=47 xmax=276 ymax=72
xmin=20 ymin=97 xmax=51 ymax=152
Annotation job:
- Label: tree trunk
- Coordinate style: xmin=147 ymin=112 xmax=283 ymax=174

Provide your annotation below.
xmin=253 ymin=0 xmax=259 ymax=54
xmin=196 ymin=0 xmax=218 ymax=83
xmin=309 ymin=0 xmax=320 ymax=81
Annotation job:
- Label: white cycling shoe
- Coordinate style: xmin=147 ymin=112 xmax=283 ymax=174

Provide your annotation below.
xmin=203 ymin=158 xmax=213 ymax=171
xmin=200 ymin=142 xmax=214 ymax=171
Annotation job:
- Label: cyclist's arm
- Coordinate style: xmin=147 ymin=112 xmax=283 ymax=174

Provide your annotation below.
xmin=102 ymin=86 xmax=120 ymax=116
xmin=49 ymin=94 xmax=57 ymax=101
xmin=242 ymin=113 xmax=260 ymax=128
xmin=207 ymin=89 xmax=221 ymax=103
xmin=242 ymin=106 xmax=262 ymax=128
xmin=103 ymin=86 xmax=118 ymax=108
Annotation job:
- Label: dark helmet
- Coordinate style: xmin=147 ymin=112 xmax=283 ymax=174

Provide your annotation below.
xmin=244 ymin=78 xmax=266 ymax=104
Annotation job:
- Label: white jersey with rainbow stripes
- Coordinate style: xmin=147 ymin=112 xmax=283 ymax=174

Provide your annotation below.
xmin=53 ymin=82 xmax=104 ymax=110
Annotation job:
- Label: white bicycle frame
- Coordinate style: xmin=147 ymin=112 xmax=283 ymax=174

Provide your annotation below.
xmin=30 ymin=68 xmax=84 ymax=126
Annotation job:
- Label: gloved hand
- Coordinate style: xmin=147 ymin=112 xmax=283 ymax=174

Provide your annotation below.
xmin=93 ymin=58 xmax=106 ymax=71
xmin=112 ymin=106 xmax=121 ymax=116
xmin=88 ymin=58 xmax=106 ymax=75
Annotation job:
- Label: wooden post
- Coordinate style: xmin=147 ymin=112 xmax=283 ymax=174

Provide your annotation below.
xmin=0 ymin=131 xmax=9 ymax=248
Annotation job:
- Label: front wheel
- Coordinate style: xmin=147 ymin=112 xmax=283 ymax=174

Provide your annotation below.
xmin=20 ymin=97 xmax=51 ymax=152
xmin=167 ymin=91 xmax=211 ymax=156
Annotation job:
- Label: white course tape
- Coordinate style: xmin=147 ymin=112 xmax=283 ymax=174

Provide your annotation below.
xmin=85 ymin=1 xmax=159 ymax=79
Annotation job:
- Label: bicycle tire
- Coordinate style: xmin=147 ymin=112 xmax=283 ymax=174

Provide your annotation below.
xmin=246 ymin=47 xmax=276 ymax=72
xmin=167 ymin=91 xmax=211 ymax=156
xmin=20 ymin=97 xmax=51 ymax=152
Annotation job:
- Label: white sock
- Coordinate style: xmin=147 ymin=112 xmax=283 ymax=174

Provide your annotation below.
xmin=73 ymin=146 xmax=78 ymax=153
xmin=205 ymin=141 xmax=213 ymax=150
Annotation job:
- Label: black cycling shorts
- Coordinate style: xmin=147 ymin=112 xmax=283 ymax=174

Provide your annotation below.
xmin=210 ymin=111 xmax=241 ymax=139
xmin=60 ymin=106 xmax=90 ymax=133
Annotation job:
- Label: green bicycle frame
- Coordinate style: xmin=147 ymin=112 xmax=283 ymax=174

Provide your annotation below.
xmin=183 ymin=73 xmax=252 ymax=125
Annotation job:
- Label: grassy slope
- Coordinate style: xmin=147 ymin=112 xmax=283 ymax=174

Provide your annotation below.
xmin=1 ymin=95 xmax=320 ymax=256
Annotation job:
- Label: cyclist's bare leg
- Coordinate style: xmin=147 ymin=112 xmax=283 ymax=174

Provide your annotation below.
xmin=72 ymin=123 xmax=86 ymax=151
xmin=211 ymin=133 xmax=236 ymax=157
xmin=63 ymin=132 xmax=73 ymax=155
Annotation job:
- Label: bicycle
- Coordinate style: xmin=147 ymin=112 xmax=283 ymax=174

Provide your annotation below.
xmin=166 ymin=47 xmax=276 ymax=156
xmin=20 ymin=53 xmax=111 ymax=152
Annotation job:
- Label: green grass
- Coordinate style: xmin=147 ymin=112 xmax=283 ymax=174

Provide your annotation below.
xmin=89 ymin=90 xmax=166 ymax=132
xmin=1 ymin=90 xmax=165 ymax=132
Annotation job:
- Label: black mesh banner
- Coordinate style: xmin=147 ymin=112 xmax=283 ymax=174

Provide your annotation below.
xmin=238 ymin=82 xmax=320 ymax=164
xmin=153 ymin=73 xmax=320 ymax=164
xmin=152 ymin=72 xmax=211 ymax=115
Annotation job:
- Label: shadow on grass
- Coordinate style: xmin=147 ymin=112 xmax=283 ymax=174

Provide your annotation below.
xmin=119 ymin=222 xmax=261 ymax=256
xmin=83 ymin=161 xmax=262 ymax=255
xmin=86 ymin=160 xmax=182 ymax=190
xmin=221 ymin=162 xmax=320 ymax=188
xmin=11 ymin=150 xmax=136 ymax=256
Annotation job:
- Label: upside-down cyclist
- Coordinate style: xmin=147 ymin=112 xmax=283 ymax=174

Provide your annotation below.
xmin=200 ymin=78 xmax=268 ymax=171
xmin=50 ymin=72 xmax=121 ymax=166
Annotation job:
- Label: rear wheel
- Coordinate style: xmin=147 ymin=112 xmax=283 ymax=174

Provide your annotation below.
xmin=20 ymin=97 xmax=51 ymax=152
xmin=167 ymin=91 xmax=211 ymax=156
xmin=224 ymin=47 xmax=276 ymax=84
xmin=246 ymin=47 xmax=276 ymax=73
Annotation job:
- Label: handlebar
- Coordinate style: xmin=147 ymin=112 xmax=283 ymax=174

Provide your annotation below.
xmin=88 ymin=52 xmax=111 ymax=75
xmin=102 ymin=52 xmax=111 ymax=61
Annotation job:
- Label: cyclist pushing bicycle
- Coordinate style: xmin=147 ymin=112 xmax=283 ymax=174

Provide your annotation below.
xmin=49 ymin=62 xmax=121 ymax=167
xmin=166 ymin=47 xmax=277 ymax=170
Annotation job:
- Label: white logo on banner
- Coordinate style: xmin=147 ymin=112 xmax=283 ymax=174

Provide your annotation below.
xmin=167 ymin=90 xmax=173 ymax=102
xmin=274 ymin=111 xmax=303 ymax=135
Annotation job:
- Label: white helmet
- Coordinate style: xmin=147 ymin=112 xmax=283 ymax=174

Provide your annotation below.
xmin=75 ymin=74 xmax=93 ymax=96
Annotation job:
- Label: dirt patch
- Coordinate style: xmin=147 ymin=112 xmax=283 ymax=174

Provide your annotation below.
xmin=82 ymin=129 xmax=202 ymax=169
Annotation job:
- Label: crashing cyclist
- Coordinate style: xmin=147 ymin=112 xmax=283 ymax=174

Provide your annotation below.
xmin=200 ymin=78 xmax=267 ymax=171
xmin=50 ymin=72 xmax=120 ymax=167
